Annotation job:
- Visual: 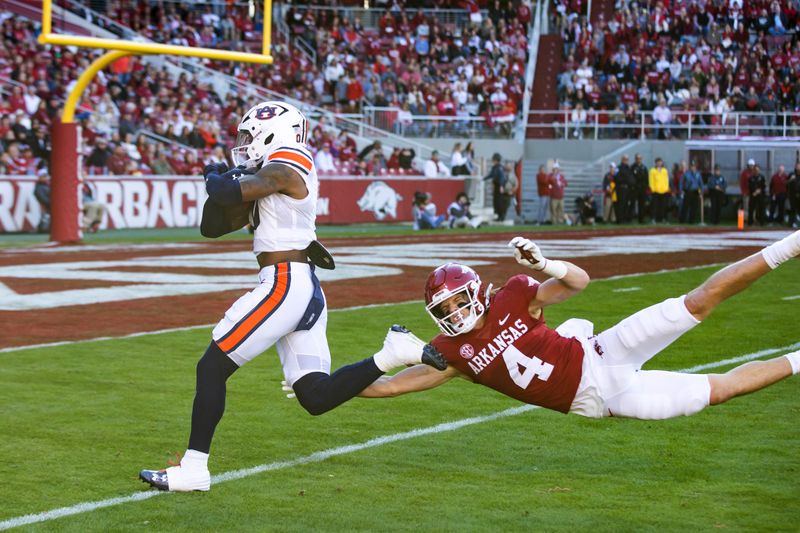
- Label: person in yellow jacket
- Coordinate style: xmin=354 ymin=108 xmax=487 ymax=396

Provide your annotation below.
xmin=649 ymin=157 xmax=671 ymax=223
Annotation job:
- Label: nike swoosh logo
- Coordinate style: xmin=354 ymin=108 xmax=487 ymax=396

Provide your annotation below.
xmin=499 ymin=313 xmax=510 ymax=325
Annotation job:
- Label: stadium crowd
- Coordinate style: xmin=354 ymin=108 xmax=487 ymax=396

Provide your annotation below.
xmin=56 ymin=0 xmax=530 ymax=135
xmin=553 ymin=0 xmax=800 ymax=138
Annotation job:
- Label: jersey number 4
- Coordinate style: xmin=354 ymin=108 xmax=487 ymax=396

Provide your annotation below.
xmin=502 ymin=345 xmax=554 ymax=388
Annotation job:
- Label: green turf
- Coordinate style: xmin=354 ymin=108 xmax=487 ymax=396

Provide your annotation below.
xmin=1 ymin=263 xmax=798 ymax=531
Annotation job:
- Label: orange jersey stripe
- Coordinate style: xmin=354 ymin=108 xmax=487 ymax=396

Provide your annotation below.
xmin=268 ymin=150 xmax=313 ymax=172
xmin=217 ymin=263 xmax=290 ymax=353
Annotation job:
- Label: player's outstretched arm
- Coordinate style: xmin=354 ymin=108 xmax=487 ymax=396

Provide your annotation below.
xmin=240 ymin=162 xmax=308 ymax=201
xmin=508 ymin=236 xmax=590 ymax=309
xmin=358 ymin=365 xmax=461 ymax=398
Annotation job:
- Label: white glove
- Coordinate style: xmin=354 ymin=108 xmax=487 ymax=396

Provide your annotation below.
xmin=281 ymin=380 xmax=296 ymax=399
xmin=508 ymin=236 xmax=568 ymax=279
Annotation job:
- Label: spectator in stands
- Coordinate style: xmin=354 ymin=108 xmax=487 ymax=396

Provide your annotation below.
xmin=424 ymin=150 xmax=451 ymax=178
xmin=484 ymin=152 xmax=509 ymax=221
xmin=450 ymin=143 xmax=471 ymax=176
xmin=574 ymin=192 xmax=597 ymax=225
xmin=788 ymin=162 xmax=800 ymax=228
xmin=740 ymin=159 xmax=757 ymax=217
xmin=315 ymin=143 xmax=336 ymax=173
xmin=570 ymin=102 xmax=588 ymax=139
xmin=86 ymin=137 xmax=112 ymax=173
xmin=631 ymin=153 xmax=650 ymax=223
xmin=748 ymin=164 xmax=768 ymax=226
xmin=357 ymin=140 xmax=383 ymax=162
xmin=412 ymin=191 xmax=445 ymax=230
xmin=708 ymin=164 xmax=728 ymax=225
xmin=27 ymin=125 xmax=50 ymax=161
xmin=151 ymin=147 xmax=175 ymax=175
xmin=649 ymin=157 xmax=671 ymax=224
xmin=616 ymin=155 xmax=634 ymax=223
xmin=447 ymin=192 xmax=483 ymax=229
xmin=369 ymin=151 xmax=388 ymax=175
xmin=398 ymin=147 xmax=416 ymax=171
xmin=549 ymin=162 xmax=568 ymax=225
xmin=652 ymin=98 xmax=673 ymax=140
xmin=107 ymin=145 xmax=129 ymax=175
xmin=769 ymin=164 xmax=789 ymax=225
xmin=33 ymin=164 xmax=50 ymax=233
xmin=681 ymin=161 xmax=704 ymax=224
xmin=395 ymin=102 xmax=415 ymax=135
xmin=602 ymin=163 xmax=618 ymax=225
xmin=536 ymin=164 xmax=552 ymax=225
xmin=81 ymin=175 xmax=106 ymax=233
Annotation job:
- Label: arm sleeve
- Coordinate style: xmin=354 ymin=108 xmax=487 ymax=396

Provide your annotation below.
xmin=200 ymin=198 xmax=251 ymax=238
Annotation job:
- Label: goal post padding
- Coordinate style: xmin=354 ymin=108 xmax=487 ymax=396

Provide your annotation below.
xmin=50 ymin=122 xmax=82 ymax=242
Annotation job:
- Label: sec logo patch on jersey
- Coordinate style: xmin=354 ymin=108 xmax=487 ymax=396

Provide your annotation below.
xmin=459 ymin=344 xmax=475 ymax=359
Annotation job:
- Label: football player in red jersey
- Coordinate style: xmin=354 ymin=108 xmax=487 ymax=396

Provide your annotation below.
xmin=359 ymin=232 xmax=800 ymax=420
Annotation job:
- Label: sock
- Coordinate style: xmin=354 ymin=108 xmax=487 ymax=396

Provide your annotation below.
xmin=187 ymin=342 xmax=239 ymax=453
xmin=761 ymin=230 xmax=800 ymax=269
xmin=181 ymin=449 xmax=209 ymax=470
xmin=291 ymin=359 xmax=384 ymax=416
xmin=785 ymin=351 xmax=800 ymax=375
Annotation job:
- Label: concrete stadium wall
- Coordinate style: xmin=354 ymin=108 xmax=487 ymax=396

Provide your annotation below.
xmin=408 ymin=138 xmax=689 ymax=168
xmin=523 ymin=140 xmax=688 ymax=165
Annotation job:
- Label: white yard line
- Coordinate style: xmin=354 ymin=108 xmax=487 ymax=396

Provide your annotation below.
xmin=1 ymin=343 xmax=798 ymax=530
xmin=612 ymin=287 xmax=641 ymax=293
xmin=781 ymin=295 xmax=800 ymax=301
xmin=0 ymin=263 xmax=732 ymax=354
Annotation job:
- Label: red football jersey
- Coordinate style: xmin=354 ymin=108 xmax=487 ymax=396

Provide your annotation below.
xmin=431 ymin=275 xmax=585 ymax=413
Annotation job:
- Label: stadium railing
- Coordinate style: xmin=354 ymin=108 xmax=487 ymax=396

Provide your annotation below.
xmin=526 ymin=110 xmax=800 ymax=140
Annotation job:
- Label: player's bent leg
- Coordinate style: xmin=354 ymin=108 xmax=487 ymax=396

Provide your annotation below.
xmin=292 ymin=364 xmax=384 ymax=416
xmin=595 ymin=295 xmax=700 ymax=369
xmin=707 ymin=353 xmax=798 ymax=405
xmin=605 ymin=370 xmax=711 ymax=420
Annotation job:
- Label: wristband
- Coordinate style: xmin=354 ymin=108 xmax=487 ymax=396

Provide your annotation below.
xmin=538 ymin=258 xmax=568 ymax=279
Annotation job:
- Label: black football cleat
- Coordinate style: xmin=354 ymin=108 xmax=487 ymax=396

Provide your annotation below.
xmin=139 ymin=469 xmax=169 ymax=491
xmin=422 ymin=343 xmax=448 ymax=371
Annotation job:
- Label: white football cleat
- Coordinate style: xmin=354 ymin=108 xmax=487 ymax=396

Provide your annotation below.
xmin=139 ymin=464 xmax=210 ymax=492
xmin=373 ymin=325 xmax=447 ymax=371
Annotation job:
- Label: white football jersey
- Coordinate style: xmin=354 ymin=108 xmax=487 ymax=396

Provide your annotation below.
xmin=252 ymin=143 xmax=318 ymax=253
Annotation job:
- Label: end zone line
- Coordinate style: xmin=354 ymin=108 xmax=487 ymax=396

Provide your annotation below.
xmin=0 ymin=263 xmax=731 ymax=354
xmin=2 ymin=342 xmax=798 ymax=531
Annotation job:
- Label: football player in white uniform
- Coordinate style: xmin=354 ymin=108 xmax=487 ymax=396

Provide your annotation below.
xmin=140 ymin=101 xmax=444 ymax=492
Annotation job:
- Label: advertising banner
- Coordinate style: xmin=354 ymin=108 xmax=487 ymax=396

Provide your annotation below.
xmin=1 ymin=174 xmax=467 ymax=232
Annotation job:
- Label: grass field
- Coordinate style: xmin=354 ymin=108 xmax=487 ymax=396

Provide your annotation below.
xmin=1 ymin=261 xmax=798 ymax=531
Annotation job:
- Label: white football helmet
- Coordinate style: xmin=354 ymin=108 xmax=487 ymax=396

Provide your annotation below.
xmin=231 ymin=101 xmax=309 ymax=169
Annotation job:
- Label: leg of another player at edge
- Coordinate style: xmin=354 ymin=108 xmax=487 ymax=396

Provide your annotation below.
xmin=681 ymin=231 xmax=800 ymax=406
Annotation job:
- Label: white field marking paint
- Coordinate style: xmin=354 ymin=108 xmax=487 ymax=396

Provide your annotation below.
xmin=3 ymin=342 xmax=798 ymax=531
xmin=612 ymin=287 xmax=641 ymax=293
xmin=0 ymin=300 xmax=424 ymax=354
xmin=782 ymin=295 xmax=800 ymax=301
xmin=0 ymin=230 xmax=789 ymax=311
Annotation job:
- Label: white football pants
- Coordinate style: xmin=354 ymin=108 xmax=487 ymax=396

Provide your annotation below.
xmin=212 ymin=262 xmax=331 ymax=385
xmin=567 ymin=295 xmax=711 ymax=420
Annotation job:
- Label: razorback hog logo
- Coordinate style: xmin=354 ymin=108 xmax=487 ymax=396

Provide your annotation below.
xmin=357 ymin=181 xmax=402 ymax=220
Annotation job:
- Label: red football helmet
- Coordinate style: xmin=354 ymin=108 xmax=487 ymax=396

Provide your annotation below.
xmin=424 ymin=263 xmax=488 ymax=336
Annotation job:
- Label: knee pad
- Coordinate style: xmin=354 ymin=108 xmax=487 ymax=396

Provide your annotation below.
xmin=291 ymin=372 xmax=331 ymax=416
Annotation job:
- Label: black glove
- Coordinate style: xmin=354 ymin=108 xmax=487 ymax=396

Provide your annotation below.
xmin=203 ymin=162 xmax=229 ymax=179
